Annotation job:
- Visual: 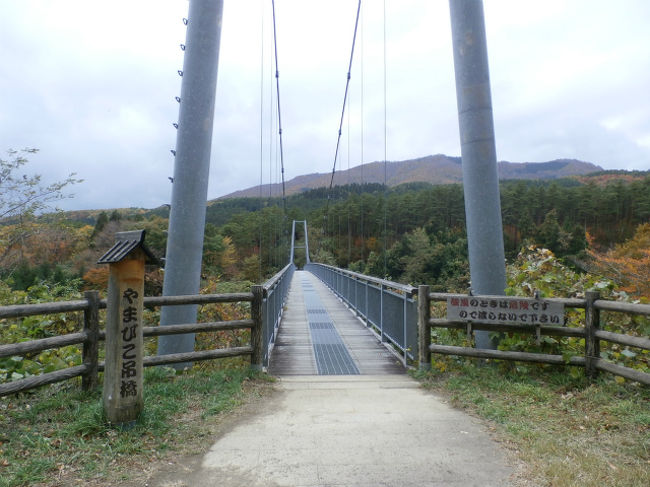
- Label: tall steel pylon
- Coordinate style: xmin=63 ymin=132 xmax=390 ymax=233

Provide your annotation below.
xmin=290 ymin=220 xmax=310 ymax=266
xmin=449 ymin=0 xmax=506 ymax=349
xmin=158 ymin=0 xmax=224 ymax=362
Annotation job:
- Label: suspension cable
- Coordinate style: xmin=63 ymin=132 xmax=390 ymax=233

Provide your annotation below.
xmin=360 ymin=3 xmax=365 ymax=260
xmin=325 ymin=0 xmax=362 ymax=216
xmin=258 ymin=0 xmax=265 ymax=281
xmin=382 ymin=0 xmax=388 ymax=277
xmin=271 ymin=0 xmax=287 ymax=212
xmin=347 ymin=74 xmax=352 ymax=264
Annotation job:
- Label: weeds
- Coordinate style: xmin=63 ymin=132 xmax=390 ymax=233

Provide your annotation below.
xmin=415 ymin=363 xmax=650 ymax=486
xmin=0 ymin=366 xmax=261 ymax=487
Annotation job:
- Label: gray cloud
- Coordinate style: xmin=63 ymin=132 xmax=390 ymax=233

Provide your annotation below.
xmin=1 ymin=0 xmax=648 ymax=212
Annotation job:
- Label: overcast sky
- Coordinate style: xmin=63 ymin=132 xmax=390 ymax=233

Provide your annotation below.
xmin=2 ymin=0 xmax=649 ymax=212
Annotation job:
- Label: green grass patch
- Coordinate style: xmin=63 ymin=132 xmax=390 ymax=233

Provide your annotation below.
xmin=414 ymin=363 xmax=650 ymax=486
xmin=0 ymin=366 xmax=263 ymax=487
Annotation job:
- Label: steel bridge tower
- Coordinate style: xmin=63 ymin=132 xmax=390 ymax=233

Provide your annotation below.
xmin=290 ymin=220 xmax=310 ymax=266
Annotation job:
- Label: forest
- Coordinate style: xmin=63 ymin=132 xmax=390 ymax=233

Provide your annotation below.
xmin=1 ymin=149 xmax=649 ymax=382
xmin=1 ymin=163 xmax=649 ymax=298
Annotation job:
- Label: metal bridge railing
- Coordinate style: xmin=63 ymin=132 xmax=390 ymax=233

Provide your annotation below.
xmin=306 ymin=263 xmax=417 ymax=366
xmin=262 ymin=263 xmax=295 ymax=367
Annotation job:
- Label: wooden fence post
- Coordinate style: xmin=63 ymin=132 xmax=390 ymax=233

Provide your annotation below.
xmin=418 ymin=285 xmax=431 ymax=371
xmin=250 ymin=285 xmax=264 ymax=371
xmin=585 ymin=290 xmax=601 ymax=380
xmin=82 ymin=290 xmax=100 ymax=391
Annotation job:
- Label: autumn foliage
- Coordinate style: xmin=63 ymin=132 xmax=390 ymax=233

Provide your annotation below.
xmin=588 ymin=223 xmax=650 ymax=299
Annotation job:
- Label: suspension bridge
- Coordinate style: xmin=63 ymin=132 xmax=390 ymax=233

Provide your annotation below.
xmin=79 ymin=0 xmax=650 ymax=483
xmin=149 ymin=220 xmax=516 ymax=486
xmin=1 ymin=1 xmax=648 ymax=485
xmin=269 ymin=221 xmax=406 ymax=376
xmin=153 ymin=1 xmax=520 ymax=482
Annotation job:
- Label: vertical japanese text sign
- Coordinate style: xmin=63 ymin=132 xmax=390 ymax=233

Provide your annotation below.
xmin=98 ymin=231 xmax=156 ymax=425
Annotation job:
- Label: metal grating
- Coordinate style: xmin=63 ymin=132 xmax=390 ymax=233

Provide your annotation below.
xmin=309 ymin=322 xmax=334 ymax=330
xmin=302 ymin=279 xmax=359 ymax=375
xmin=307 ymin=308 xmax=327 ymax=315
xmin=313 ymin=344 xmax=359 ymax=375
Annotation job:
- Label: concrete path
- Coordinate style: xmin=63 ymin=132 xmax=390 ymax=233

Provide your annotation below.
xmin=174 ymin=375 xmax=514 ymax=487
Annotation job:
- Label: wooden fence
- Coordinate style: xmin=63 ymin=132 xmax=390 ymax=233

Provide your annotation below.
xmin=418 ymin=287 xmax=650 ymax=385
xmin=3 ymin=281 xmax=649 ymax=395
xmin=0 ymin=287 xmax=263 ymax=397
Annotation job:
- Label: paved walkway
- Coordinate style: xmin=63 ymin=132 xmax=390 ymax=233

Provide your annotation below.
xmin=158 ymin=375 xmax=514 ymax=486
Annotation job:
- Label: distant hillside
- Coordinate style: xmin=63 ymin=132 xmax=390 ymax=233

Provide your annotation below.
xmin=220 ymin=154 xmax=603 ymax=199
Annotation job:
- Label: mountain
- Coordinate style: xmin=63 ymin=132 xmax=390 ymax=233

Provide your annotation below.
xmin=219 ymin=154 xmax=603 ymax=199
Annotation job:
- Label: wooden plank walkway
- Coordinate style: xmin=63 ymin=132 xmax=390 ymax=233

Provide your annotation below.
xmin=268 ymin=270 xmax=405 ymax=376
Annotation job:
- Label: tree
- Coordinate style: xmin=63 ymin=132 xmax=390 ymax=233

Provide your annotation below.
xmin=109 ymin=210 xmax=121 ymax=222
xmin=1 ymin=149 xmax=81 ymax=220
xmin=91 ymin=211 xmax=109 ymax=238
xmin=588 ymin=223 xmax=650 ymax=298
xmin=400 ymin=227 xmax=432 ymax=285
xmin=202 ymin=224 xmax=236 ymax=277
xmin=0 ymin=149 xmax=81 ymax=271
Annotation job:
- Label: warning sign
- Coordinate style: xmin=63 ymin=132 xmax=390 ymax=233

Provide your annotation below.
xmin=446 ymin=295 xmax=564 ymax=326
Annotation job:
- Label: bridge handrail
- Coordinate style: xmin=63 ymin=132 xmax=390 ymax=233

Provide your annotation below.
xmin=306 ymin=262 xmax=417 ymax=366
xmin=263 ymin=263 xmax=294 ymax=294
xmin=260 ymin=263 xmax=295 ymax=367
xmin=307 ymin=263 xmax=417 ymax=296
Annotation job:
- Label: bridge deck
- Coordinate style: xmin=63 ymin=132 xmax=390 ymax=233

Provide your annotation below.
xmin=268 ymin=270 xmax=405 ymax=375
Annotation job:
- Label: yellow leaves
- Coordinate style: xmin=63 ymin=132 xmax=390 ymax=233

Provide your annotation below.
xmin=1 ymin=220 xmax=89 ymax=271
xmin=588 ymin=223 xmax=650 ymax=297
xmin=202 ymin=233 xmax=238 ymax=278
xmin=82 ymin=267 xmax=109 ymax=291
xmin=365 ymin=236 xmax=379 ymax=252
xmin=434 ymin=361 xmax=447 ymax=373
xmin=217 ymin=235 xmax=237 ymax=275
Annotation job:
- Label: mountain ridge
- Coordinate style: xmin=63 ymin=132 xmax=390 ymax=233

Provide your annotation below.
xmin=220 ymin=154 xmax=603 ymax=199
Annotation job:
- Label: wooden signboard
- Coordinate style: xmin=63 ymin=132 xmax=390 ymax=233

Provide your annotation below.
xmin=98 ymin=231 xmax=156 ymax=425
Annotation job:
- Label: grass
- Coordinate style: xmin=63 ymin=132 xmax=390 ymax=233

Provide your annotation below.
xmin=414 ymin=361 xmax=650 ymax=486
xmin=0 ymin=365 xmax=270 ymax=487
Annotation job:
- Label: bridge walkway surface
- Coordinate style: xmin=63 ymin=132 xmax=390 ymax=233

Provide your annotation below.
xmin=268 ymin=270 xmax=405 ymax=376
xmin=157 ymin=271 xmax=516 ymax=486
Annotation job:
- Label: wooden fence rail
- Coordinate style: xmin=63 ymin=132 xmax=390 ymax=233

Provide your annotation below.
xmin=0 ymin=288 xmax=262 ymax=397
xmin=419 ymin=287 xmax=650 ymax=385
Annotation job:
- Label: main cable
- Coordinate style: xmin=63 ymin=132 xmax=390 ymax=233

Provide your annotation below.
xmin=271 ymin=0 xmax=287 ymax=212
xmin=325 ymin=0 xmax=362 ymax=216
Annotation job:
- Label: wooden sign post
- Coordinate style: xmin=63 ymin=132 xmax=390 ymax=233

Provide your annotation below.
xmin=98 ymin=231 xmax=156 ymax=426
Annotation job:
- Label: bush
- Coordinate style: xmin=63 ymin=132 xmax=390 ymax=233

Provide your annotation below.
xmin=0 ymin=280 xmax=84 ymax=384
xmin=500 ymin=246 xmax=648 ymax=375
